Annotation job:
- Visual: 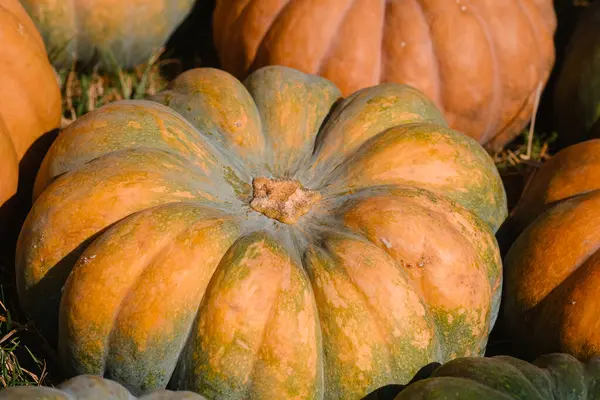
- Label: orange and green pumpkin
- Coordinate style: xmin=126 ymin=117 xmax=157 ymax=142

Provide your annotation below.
xmin=20 ymin=0 xmax=195 ymax=68
xmin=554 ymin=0 xmax=600 ymax=145
xmin=393 ymin=353 xmax=600 ymax=399
xmin=212 ymin=0 xmax=556 ymax=151
xmin=17 ymin=66 xmax=506 ymax=398
xmin=0 ymin=0 xmax=61 ymax=207
xmin=502 ymin=139 xmax=600 ymax=361
xmin=0 ymin=375 xmax=205 ymax=399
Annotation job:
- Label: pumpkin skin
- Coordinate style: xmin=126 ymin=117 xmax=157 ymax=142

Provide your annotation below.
xmin=554 ymin=1 xmax=600 ymax=145
xmin=20 ymin=0 xmax=195 ymax=68
xmin=0 ymin=375 xmax=206 ymax=399
xmin=212 ymin=0 xmax=556 ymax=151
xmin=394 ymin=353 xmax=600 ymax=399
xmin=17 ymin=66 xmax=506 ymax=398
xmin=0 ymin=0 xmax=61 ymax=206
xmin=502 ymin=139 xmax=600 ymax=361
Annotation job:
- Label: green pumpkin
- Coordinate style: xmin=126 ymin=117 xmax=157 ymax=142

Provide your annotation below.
xmin=0 ymin=375 xmax=204 ymax=399
xmin=17 ymin=66 xmax=505 ymax=398
xmin=393 ymin=353 xmax=600 ymax=399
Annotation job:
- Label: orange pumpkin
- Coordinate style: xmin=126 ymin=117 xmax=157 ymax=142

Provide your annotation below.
xmin=503 ymin=139 xmax=600 ymax=360
xmin=212 ymin=0 xmax=557 ymax=151
xmin=20 ymin=0 xmax=195 ymax=68
xmin=17 ymin=66 xmax=505 ymax=398
xmin=0 ymin=0 xmax=61 ymax=207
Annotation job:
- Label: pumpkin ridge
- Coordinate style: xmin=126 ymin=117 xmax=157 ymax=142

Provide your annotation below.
xmin=249 ymin=0 xmax=294 ymax=75
xmin=430 ymin=357 xmax=548 ymax=399
xmin=62 ymin=204 xmax=208 ymax=375
xmin=244 ymin=255 xmax=289 ymax=400
xmin=61 ymin=203 xmax=240 ymax=389
xmin=304 ymin=232 xmax=442 ymax=397
xmin=315 ymin=231 xmax=399 ymax=383
xmin=414 ymin=0 xmax=444 ymax=111
xmin=512 ymin=233 xmax=600 ymax=325
xmin=459 ymin=0 xmax=500 ymax=143
xmin=320 ymin=123 xmax=506 ymax=231
xmin=505 ymin=192 xmax=600 ymax=314
xmin=315 ymin=0 xmax=357 ymax=76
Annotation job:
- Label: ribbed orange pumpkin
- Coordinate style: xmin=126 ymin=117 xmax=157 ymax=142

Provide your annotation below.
xmin=213 ymin=0 xmax=556 ymax=151
xmin=20 ymin=0 xmax=195 ymax=68
xmin=503 ymin=139 xmax=600 ymax=361
xmin=17 ymin=66 xmax=505 ymax=398
xmin=0 ymin=0 xmax=61 ymax=207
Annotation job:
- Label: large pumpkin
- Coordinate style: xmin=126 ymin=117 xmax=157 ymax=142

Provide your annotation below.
xmin=17 ymin=66 xmax=506 ymax=398
xmin=0 ymin=0 xmax=61 ymax=206
xmin=212 ymin=0 xmax=556 ymax=151
xmin=0 ymin=375 xmax=205 ymax=399
xmin=394 ymin=353 xmax=600 ymax=399
xmin=554 ymin=1 xmax=600 ymax=145
xmin=502 ymin=139 xmax=600 ymax=361
xmin=20 ymin=0 xmax=195 ymax=68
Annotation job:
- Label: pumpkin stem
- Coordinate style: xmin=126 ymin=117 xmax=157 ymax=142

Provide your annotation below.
xmin=249 ymin=177 xmax=321 ymax=224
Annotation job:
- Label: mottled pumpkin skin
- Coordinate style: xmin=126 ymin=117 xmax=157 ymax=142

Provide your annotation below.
xmin=20 ymin=0 xmax=194 ymax=68
xmin=395 ymin=353 xmax=600 ymax=399
xmin=502 ymin=140 xmax=600 ymax=361
xmin=213 ymin=0 xmax=556 ymax=151
xmin=555 ymin=1 xmax=600 ymax=145
xmin=17 ymin=66 xmax=506 ymax=398
xmin=0 ymin=375 xmax=205 ymax=399
xmin=0 ymin=0 xmax=61 ymax=206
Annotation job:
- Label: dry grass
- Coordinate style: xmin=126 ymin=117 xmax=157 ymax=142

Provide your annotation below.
xmin=0 ymin=281 xmax=53 ymax=388
xmin=59 ymin=48 xmax=169 ymax=125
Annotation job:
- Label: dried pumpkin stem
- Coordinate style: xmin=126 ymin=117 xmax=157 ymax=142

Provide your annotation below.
xmin=249 ymin=177 xmax=321 ymax=224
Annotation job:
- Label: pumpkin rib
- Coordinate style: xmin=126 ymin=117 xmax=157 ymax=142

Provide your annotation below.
xmin=414 ymin=0 xmax=444 ymax=113
xmin=328 ymin=185 xmax=500 ymax=356
xmin=60 ymin=202 xmax=241 ymax=386
xmin=33 ymin=100 xmax=253 ymax=201
xmin=316 ymin=228 xmax=417 ymax=364
xmin=174 ymin=231 xmax=323 ymax=399
xmin=304 ymin=232 xmax=440 ymax=397
xmin=151 ymin=69 xmax=268 ymax=173
xmin=398 ymin=376 xmax=515 ymax=399
xmin=245 ymin=259 xmax=290 ymax=399
xmin=320 ymin=123 xmax=506 ymax=232
xmin=430 ymin=357 xmax=548 ymax=399
xmin=491 ymin=355 xmax=554 ymax=397
xmin=249 ymin=0 xmax=295 ymax=74
xmin=460 ymin=0 xmax=501 ymax=143
xmin=17 ymin=148 xmax=246 ymax=334
xmin=78 ymin=208 xmax=204 ymax=375
xmin=505 ymin=192 xmax=600 ymax=313
xmin=315 ymin=0 xmax=356 ymax=76
xmin=242 ymin=66 xmax=341 ymax=177
xmin=105 ymin=210 xmax=242 ymax=391
xmin=306 ymin=83 xmax=449 ymax=181
xmin=0 ymin=5 xmax=61 ymax=157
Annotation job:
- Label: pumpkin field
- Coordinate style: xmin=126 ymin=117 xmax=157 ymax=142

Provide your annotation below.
xmin=1 ymin=0 xmax=600 ymax=399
